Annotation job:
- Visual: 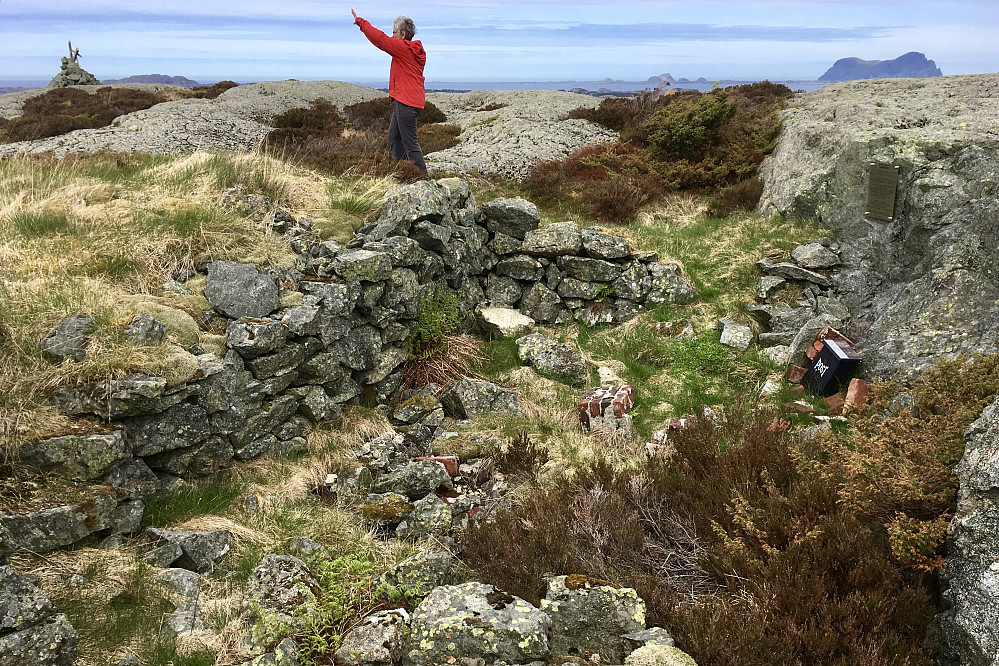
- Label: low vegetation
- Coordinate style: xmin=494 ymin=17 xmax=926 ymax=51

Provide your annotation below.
xmin=1 ymin=78 xmax=994 ymax=666
xmin=0 ymin=82 xmax=238 ymax=143
xmin=529 ymin=82 xmax=794 ymax=221
xmin=264 ymin=97 xmax=459 ymax=179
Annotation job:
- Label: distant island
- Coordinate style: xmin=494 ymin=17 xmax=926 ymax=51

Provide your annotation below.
xmin=819 ymin=52 xmax=942 ymax=82
xmin=100 ymin=74 xmax=204 ymax=87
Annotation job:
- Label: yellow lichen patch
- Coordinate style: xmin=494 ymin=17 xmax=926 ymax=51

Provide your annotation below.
xmin=564 ymin=573 xmax=618 ymax=591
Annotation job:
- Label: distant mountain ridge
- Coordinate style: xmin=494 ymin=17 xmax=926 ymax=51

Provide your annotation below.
xmin=819 ymin=52 xmax=942 ymax=82
xmin=100 ymin=74 xmax=203 ymax=87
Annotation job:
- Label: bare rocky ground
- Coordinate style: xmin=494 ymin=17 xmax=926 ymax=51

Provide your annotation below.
xmin=0 ymin=81 xmax=616 ymax=178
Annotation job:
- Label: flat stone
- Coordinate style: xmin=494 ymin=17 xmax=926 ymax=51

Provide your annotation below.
xmin=522 ymin=221 xmax=582 ymax=257
xmin=477 ymin=307 xmax=535 ymax=338
xmin=482 ymin=197 xmax=540 ymax=240
xmin=791 ymin=242 xmax=841 ymax=269
xmin=41 ymin=314 xmax=94 ymax=363
xmin=581 ymin=226 xmax=632 ymax=259
xmin=19 ymin=431 xmax=128 ymax=481
xmin=718 ymin=319 xmax=754 ymax=351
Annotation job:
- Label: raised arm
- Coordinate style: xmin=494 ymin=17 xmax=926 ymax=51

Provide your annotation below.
xmin=351 ymin=11 xmax=412 ymax=58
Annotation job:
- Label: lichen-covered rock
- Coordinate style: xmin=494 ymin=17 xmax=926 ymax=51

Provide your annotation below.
xmin=718 ymin=319 xmax=754 ymax=351
xmin=791 ymin=242 xmax=840 ymax=269
xmin=376 ymin=551 xmax=459 ymax=600
xmin=393 ymin=391 xmax=442 ymax=425
xmin=124 ymin=401 xmax=211 ymax=457
xmin=19 ymin=431 xmax=128 ymax=481
xmin=489 ymin=232 xmax=523 ymax=256
xmin=155 ymin=569 xmax=202 ymax=599
xmin=335 ymin=609 xmax=410 ymax=666
xmin=146 ymin=528 xmax=232 ymax=574
xmin=243 ymin=555 xmax=319 ymax=654
xmin=373 ymin=460 xmax=453 ymax=500
xmin=0 ymin=612 xmax=78 ymax=666
xmin=1 ymin=495 xmax=116 ymax=556
xmin=522 ymin=222 xmax=582 ymax=257
xmin=396 ymin=494 xmax=453 ymax=539
xmin=484 ymin=273 xmax=522 ymax=307
xmin=557 ymin=276 xmax=601 ymax=300
xmin=160 ymin=602 xmax=208 ymax=641
xmin=758 ymin=259 xmax=833 ymax=287
xmin=623 ymin=626 xmax=676 ymax=649
xmin=482 ymin=197 xmax=540 ymax=240
xmin=755 ymin=275 xmax=786 ymax=300
xmin=334 ymin=249 xmax=394 ymax=283
xmin=647 ymin=264 xmax=698 ymax=305
xmin=0 ymin=564 xmax=54 ymax=632
xmin=582 ymin=226 xmax=632 ymax=259
xmin=441 ymin=379 xmax=524 ymax=418
xmin=335 ymin=326 xmax=383 ymax=371
xmin=495 ymin=254 xmax=545 ymax=282
xmin=541 ymin=575 xmax=646 ymax=663
xmin=625 ymin=644 xmax=699 ymax=666
xmin=932 ymin=396 xmax=999 ymax=666
xmin=516 ymin=333 xmax=591 ymax=387
xmin=225 ymin=319 xmax=288 ymax=360
xmin=40 ymin=314 xmax=94 ymax=363
xmin=404 ymin=582 xmax=551 ymax=666
xmin=238 ymin=637 xmax=300 ymax=666
xmin=124 ymin=313 xmax=166 ymax=343
xmin=376 ymin=180 xmax=450 ymax=236
xmin=204 ymin=261 xmax=280 ymax=319
xmin=557 ymin=256 xmax=624 ymax=282
xmin=144 ymin=435 xmax=234 ymax=478
xmin=518 ymin=283 xmax=563 ymax=324
xmin=286 ymin=536 xmax=327 ymax=560
xmin=359 ymin=493 xmax=415 ymax=527
xmin=476 ymin=307 xmax=534 ymax=339
xmin=52 ymin=374 xmax=184 ymax=420
xmin=613 ymin=263 xmax=651 ymax=302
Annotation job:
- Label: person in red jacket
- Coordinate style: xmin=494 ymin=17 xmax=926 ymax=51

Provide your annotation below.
xmin=352 ymin=9 xmax=428 ymax=177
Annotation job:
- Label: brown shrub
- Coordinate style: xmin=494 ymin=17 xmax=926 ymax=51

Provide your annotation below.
xmin=462 ymin=401 xmax=942 ymax=665
xmin=417 ymin=123 xmax=461 ymax=153
xmin=1 ymin=87 xmax=167 ymax=142
xmin=343 ymin=98 xmax=448 ymax=132
xmin=187 ymin=80 xmax=239 ymax=99
xmin=580 ymin=177 xmax=658 ymax=223
xmin=707 ymin=177 xmax=765 ymax=216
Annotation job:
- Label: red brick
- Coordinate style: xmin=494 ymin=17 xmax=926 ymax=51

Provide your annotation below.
xmin=786 ymin=364 xmax=807 ymax=383
xmin=417 ymin=455 xmax=459 ymax=477
xmin=817 ymin=326 xmax=855 ymax=346
xmin=788 ymin=385 xmax=806 ymax=397
xmin=768 ymin=419 xmax=791 ymax=432
xmin=806 ymin=346 xmax=819 ymax=361
xmin=784 ymin=402 xmax=816 ymax=415
xmin=824 ymin=393 xmax=845 ymax=416
xmin=813 ymin=340 xmax=825 ymax=352
xmin=845 ymin=378 xmax=870 ymax=411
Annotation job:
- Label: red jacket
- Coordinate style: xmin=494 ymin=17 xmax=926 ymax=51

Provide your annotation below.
xmin=354 ymin=17 xmax=426 ymax=109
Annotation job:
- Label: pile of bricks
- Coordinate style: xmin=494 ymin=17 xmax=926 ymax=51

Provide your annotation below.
xmin=785 ymin=326 xmax=869 ymax=415
xmin=578 ymin=385 xmax=635 ymax=438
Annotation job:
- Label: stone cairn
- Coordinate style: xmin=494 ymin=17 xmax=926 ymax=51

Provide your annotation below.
xmin=47 ymin=41 xmax=100 ymax=87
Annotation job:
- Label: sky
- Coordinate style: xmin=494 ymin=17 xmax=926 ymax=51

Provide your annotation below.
xmin=2 ymin=0 xmax=998 ymax=85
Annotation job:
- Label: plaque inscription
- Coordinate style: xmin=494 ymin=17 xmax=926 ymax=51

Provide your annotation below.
xmin=865 ymin=162 xmax=899 ymax=221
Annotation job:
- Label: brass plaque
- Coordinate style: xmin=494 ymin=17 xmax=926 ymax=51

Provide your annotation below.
xmin=865 ymin=162 xmax=899 ymax=221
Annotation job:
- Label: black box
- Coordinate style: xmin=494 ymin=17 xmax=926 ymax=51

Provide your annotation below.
xmin=802 ymin=339 xmax=862 ymax=396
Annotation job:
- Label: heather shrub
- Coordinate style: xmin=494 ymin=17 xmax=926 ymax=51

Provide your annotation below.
xmin=416 ymin=122 xmax=461 ymax=153
xmin=580 ymin=176 xmax=658 ymax=222
xmin=0 ymin=87 xmax=166 ymax=142
xmin=462 ymin=400 xmax=943 ymax=665
xmin=707 ymin=177 xmax=765 ymax=216
xmin=813 ymin=352 xmax=999 ymax=571
xmin=343 ymin=98 xmax=447 ymax=131
xmin=187 ymin=80 xmax=238 ymax=99
xmin=646 ymin=91 xmax=738 ymax=161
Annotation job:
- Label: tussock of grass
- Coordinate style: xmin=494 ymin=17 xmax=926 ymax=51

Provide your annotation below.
xmin=0 ymin=152 xmax=398 ymax=447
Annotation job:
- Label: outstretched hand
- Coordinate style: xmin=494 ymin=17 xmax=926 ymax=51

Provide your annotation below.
xmin=351 ymin=9 xmax=358 ymax=20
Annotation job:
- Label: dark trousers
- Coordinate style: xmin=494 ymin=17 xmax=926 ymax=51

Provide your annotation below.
xmin=388 ymin=99 xmax=428 ymax=176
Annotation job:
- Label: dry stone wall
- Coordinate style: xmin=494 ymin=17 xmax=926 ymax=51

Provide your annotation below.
xmin=2 ymin=177 xmax=696 ymax=558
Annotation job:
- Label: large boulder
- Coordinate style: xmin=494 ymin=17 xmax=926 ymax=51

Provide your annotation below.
xmin=541 ymin=575 xmax=646 ymax=663
xmin=204 ymin=261 xmax=280 ymax=319
xmin=441 ymin=379 xmax=524 ymax=418
xmin=516 ymin=333 xmax=592 ymax=386
xmin=757 ymin=73 xmax=999 ymax=377
xmin=404 ymin=582 xmax=550 ymax=665
xmin=242 ymin=555 xmax=319 ymax=654
xmin=0 ymin=564 xmax=78 ymax=666
xmin=932 ymin=396 xmax=999 ymax=665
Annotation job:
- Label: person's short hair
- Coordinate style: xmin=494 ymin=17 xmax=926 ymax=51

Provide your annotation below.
xmin=394 ymin=16 xmax=416 ymax=40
